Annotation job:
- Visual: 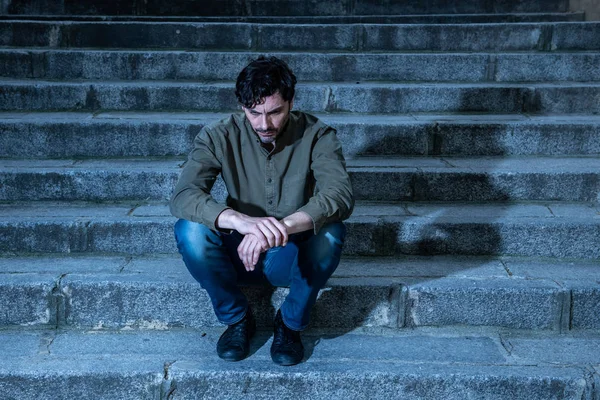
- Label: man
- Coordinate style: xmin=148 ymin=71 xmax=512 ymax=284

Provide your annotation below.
xmin=170 ymin=56 xmax=354 ymax=366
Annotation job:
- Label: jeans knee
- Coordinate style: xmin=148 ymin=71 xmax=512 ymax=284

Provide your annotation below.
xmin=174 ymin=219 xmax=221 ymax=259
xmin=320 ymin=222 xmax=347 ymax=248
xmin=262 ymin=244 xmax=299 ymax=287
xmin=312 ymin=222 xmax=346 ymax=259
xmin=300 ymin=222 xmax=346 ymax=277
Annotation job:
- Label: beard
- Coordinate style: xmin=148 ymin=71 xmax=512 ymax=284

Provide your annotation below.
xmin=255 ymin=129 xmax=278 ymax=143
xmin=254 ymin=112 xmax=290 ymax=144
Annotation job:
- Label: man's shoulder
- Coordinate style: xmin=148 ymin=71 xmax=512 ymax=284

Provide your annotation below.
xmin=293 ymin=111 xmax=333 ymax=137
xmin=202 ymin=113 xmax=245 ymax=139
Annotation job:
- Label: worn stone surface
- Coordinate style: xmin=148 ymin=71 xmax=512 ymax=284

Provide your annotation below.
xmin=1 ymin=326 xmax=596 ymax=399
xmin=3 ymin=80 xmax=600 ymax=113
xmin=406 ymin=278 xmax=566 ymax=329
xmin=570 ymin=0 xmax=600 ymax=20
xmin=570 ymin=285 xmax=600 ymax=330
xmin=2 ymin=114 xmax=600 ymax=158
xmin=0 ymin=12 xmax=586 ymax=22
xmin=0 ymin=50 xmax=496 ymax=82
xmin=388 ymin=215 xmax=600 ymax=259
xmin=3 ymin=157 xmax=600 ymax=202
xmin=502 ymin=332 xmax=600 ymax=364
xmin=1 ymin=254 xmax=598 ymax=331
xmin=59 ymin=261 xmax=398 ymax=329
xmin=2 ymin=0 xmax=571 ymax=15
xmin=495 ymin=53 xmax=600 ymax=82
xmin=169 ymin=362 xmax=589 ymax=400
xmin=0 ymin=275 xmax=55 ymax=326
xmin=2 ymin=21 xmax=594 ymax=51
xmin=552 ymin=22 xmax=600 ymax=49
xmin=2 ymin=202 xmax=600 ymax=258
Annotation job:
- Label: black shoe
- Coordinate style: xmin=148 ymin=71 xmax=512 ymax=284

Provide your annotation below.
xmin=270 ymin=309 xmax=304 ymax=366
xmin=216 ymin=308 xmax=256 ymax=361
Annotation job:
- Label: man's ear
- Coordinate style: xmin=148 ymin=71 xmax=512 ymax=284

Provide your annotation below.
xmin=289 ymin=98 xmax=294 ymax=111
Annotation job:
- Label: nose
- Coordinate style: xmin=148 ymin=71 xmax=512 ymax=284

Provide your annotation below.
xmin=259 ymin=114 xmax=272 ymax=131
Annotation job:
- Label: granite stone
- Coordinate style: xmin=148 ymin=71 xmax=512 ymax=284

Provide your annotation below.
xmin=405 ymin=278 xmax=566 ymax=329
xmin=3 ymin=0 xmax=571 ymax=15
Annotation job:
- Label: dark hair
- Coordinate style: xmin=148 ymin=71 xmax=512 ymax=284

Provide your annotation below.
xmin=235 ymin=56 xmax=297 ymax=109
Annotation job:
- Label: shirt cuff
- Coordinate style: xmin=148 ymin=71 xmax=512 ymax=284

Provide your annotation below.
xmin=202 ymin=202 xmax=232 ymax=232
xmin=296 ymin=202 xmax=327 ymax=235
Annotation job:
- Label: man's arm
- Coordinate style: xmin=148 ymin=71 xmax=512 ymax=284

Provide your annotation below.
xmin=296 ymin=126 xmax=354 ymax=235
xmin=235 ymin=211 xmax=312 ymax=271
xmin=169 ymin=127 xmax=231 ymax=229
xmin=281 ymin=211 xmax=313 ymax=234
xmin=217 ymin=209 xmax=289 ymax=248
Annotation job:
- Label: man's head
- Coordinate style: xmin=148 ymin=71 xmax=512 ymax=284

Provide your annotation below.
xmin=235 ymin=56 xmax=297 ymax=143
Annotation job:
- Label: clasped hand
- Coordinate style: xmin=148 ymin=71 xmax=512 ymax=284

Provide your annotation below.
xmin=235 ymin=216 xmax=289 ymax=271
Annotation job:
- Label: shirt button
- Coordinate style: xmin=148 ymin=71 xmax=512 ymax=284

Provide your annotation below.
xmin=268 ymin=200 xmax=273 ymax=205
xmin=267 ymin=178 xmax=272 ymax=183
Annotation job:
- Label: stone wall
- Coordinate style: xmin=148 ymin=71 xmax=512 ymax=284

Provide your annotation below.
xmin=571 ymin=0 xmax=600 ymax=19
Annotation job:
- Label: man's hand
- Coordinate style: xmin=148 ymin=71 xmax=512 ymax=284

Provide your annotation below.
xmin=217 ymin=210 xmax=288 ymax=250
xmin=237 ymin=233 xmax=267 ymax=271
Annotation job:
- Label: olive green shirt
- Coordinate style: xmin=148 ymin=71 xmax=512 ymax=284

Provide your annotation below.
xmin=169 ymin=111 xmax=354 ymax=234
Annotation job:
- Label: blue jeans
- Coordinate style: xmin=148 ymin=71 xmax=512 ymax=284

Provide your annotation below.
xmin=174 ymin=219 xmax=346 ymax=331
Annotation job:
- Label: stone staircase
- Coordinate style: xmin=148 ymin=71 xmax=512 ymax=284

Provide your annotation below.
xmin=1 ymin=0 xmax=600 ymax=398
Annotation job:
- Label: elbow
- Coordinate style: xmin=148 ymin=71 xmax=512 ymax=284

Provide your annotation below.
xmin=169 ymin=191 xmax=185 ymax=220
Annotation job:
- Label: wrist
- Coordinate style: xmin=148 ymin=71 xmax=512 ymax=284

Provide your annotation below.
xmin=216 ymin=209 xmax=240 ymax=231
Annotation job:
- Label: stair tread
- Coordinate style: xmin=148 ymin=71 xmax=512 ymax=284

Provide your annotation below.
xmin=1 ymin=200 xmax=598 ymax=221
xmin=3 ymin=78 xmax=600 ymax=87
xmin=3 ymin=156 xmax=600 ymax=172
xmin=3 ymin=111 xmax=600 ymax=123
xmin=1 ymin=253 xmax=598 ymax=282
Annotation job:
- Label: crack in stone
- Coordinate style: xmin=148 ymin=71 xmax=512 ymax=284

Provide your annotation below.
xmin=119 ymin=256 xmax=133 ymax=273
xmin=440 ymin=158 xmax=455 ymax=168
xmin=569 ymin=290 xmax=574 ymax=331
xmin=499 ymin=335 xmax=513 ymax=356
xmin=51 ymin=273 xmax=68 ymax=328
xmin=45 ymin=333 xmax=56 ymax=354
xmin=162 ymin=360 xmax=177 ymax=400
xmin=127 ymin=203 xmax=142 ymax=216
xmin=500 ymin=260 xmax=513 ymax=277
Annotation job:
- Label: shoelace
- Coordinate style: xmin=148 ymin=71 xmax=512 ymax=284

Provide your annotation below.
xmin=222 ymin=321 xmax=249 ymax=346
xmin=274 ymin=322 xmax=300 ymax=346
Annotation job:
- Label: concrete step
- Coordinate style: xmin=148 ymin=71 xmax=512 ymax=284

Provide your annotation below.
xmin=1 ymin=21 xmax=598 ymax=51
xmin=1 ymin=201 xmax=599 ymax=258
xmin=2 ymin=112 xmax=600 ymax=158
xmin=0 ymin=327 xmax=597 ymax=399
xmin=0 ymin=12 xmax=587 ymax=23
xmin=4 ymin=50 xmax=600 ymax=83
xmin=2 ymin=80 xmax=600 ymax=114
xmin=0 ymin=254 xmax=598 ymax=330
xmin=2 ymin=157 xmax=600 ymax=202
xmin=3 ymin=0 xmax=571 ymax=16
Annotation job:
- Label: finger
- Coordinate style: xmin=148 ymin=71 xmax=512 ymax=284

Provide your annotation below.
xmin=238 ymin=236 xmax=253 ymax=271
xmin=267 ymin=217 xmax=289 ymax=246
xmin=245 ymin=237 xmax=256 ymax=271
xmin=237 ymin=236 xmax=249 ymax=264
xmin=251 ymin=239 xmax=262 ymax=266
xmin=259 ymin=220 xmax=283 ymax=247
xmin=247 ymin=236 xmax=260 ymax=271
xmin=255 ymin=223 xmax=276 ymax=248
xmin=249 ymin=226 xmax=269 ymax=249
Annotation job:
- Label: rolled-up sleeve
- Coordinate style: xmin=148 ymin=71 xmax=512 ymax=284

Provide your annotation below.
xmin=169 ymin=127 xmax=230 ymax=231
xmin=297 ymin=127 xmax=355 ymax=234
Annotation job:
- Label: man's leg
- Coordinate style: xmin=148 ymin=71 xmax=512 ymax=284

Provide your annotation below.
xmin=173 ymin=219 xmax=262 ymax=361
xmin=261 ymin=222 xmax=346 ymax=365
xmin=281 ymin=222 xmax=346 ymax=330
